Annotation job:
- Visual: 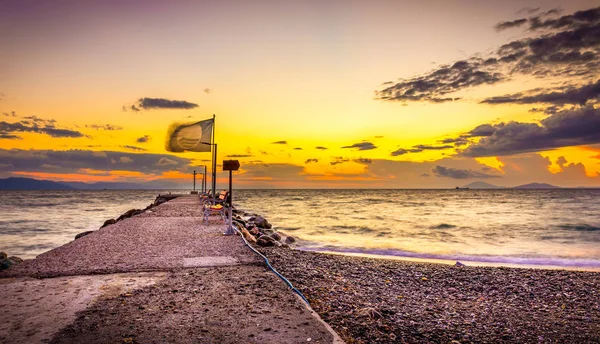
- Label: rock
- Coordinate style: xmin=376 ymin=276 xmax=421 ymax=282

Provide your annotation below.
xmin=100 ymin=218 xmax=116 ymax=229
xmin=284 ymin=236 xmax=296 ymax=244
xmin=455 ymin=261 xmax=466 ymax=267
xmin=153 ymin=197 xmax=168 ymax=206
xmin=1 ymin=253 xmax=22 ymax=270
xmin=250 ymin=215 xmax=271 ymax=229
xmin=8 ymin=256 xmax=23 ymax=264
xmin=256 ymin=235 xmax=275 ymax=247
xmin=260 ymin=228 xmax=275 ymax=236
xmin=249 ymin=227 xmax=259 ymax=236
xmin=116 ymin=208 xmax=143 ymax=222
xmin=75 ymin=231 xmax=95 ymax=240
xmin=241 ymin=228 xmax=257 ymax=244
xmin=270 ymin=232 xmax=282 ymax=241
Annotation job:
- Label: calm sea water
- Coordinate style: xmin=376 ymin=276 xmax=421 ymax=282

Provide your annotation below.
xmin=2 ymin=189 xmax=600 ymax=269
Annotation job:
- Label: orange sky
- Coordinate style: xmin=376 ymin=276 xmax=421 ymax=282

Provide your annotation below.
xmin=0 ymin=1 xmax=599 ymax=188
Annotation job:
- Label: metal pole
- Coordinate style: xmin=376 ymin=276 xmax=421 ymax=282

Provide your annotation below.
xmin=193 ymin=170 xmax=196 ymax=191
xmin=224 ymin=168 xmax=235 ymax=235
xmin=212 ymin=144 xmax=217 ymax=198
xmin=203 ymin=165 xmax=207 ymax=193
xmin=211 ymin=114 xmax=216 ymax=199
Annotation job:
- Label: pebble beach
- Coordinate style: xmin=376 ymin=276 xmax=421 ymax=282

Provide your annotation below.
xmin=260 ymin=247 xmax=600 ymax=343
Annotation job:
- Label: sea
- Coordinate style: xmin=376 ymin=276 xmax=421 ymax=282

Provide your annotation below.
xmin=1 ymin=189 xmax=600 ymax=270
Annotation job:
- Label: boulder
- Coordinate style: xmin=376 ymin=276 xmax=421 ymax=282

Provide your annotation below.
xmin=270 ymin=232 xmax=282 ymax=241
xmin=455 ymin=261 xmax=466 ymax=267
xmin=250 ymin=216 xmax=271 ymax=229
xmin=241 ymin=228 xmax=257 ymax=244
xmin=256 ymin=235 xmax=276 ymax=247
xmin=284 ymin=236 xmax=296 ymax=244
xmin=75 ymin=231 xmax=94 ymax=240
xmin=100 ymin=218 xmax=116 ymax=229
xmin=248 ymin=226 xmax=259 ymax=236
xmin=259 ymin=228 xmax=275 ymax=236
xmin=1 ymin=253 xmax=23 ymax=271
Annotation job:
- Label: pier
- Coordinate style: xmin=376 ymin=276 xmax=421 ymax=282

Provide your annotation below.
xmin=0 ymin=195 xmax=342 ymax=343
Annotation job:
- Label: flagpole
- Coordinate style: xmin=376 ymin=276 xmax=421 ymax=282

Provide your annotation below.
xmin=211 ymin=114 xmax=216 ymax=199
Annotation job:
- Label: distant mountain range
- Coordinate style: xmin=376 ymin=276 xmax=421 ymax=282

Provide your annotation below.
xmin=0 ymin=177 xmax=186 ymax=190
xmin=462 ymin=181 xmax=561 ymax=189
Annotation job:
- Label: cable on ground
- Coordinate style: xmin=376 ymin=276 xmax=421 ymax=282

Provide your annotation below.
xmin=232 ymin=223 xmax=310 ymax=305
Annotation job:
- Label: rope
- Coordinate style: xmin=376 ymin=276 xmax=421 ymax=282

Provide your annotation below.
xmin=232 ymin=224 xmax=310 ymax=305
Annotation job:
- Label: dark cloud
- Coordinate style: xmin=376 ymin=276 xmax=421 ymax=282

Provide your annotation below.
xmin=481 ymin=80 xmax=600 ymax=105
xmin=377 ymin=7 xmax=600 ymax=103
xmin=137 ymin=97 xmax=198 ymax=110
xmin=517 ymin=7 xmax=541 ymax=15
xmin=391 ymin=144 xmax=453 ymax=156
xmin=305 ymin=158 xmax=319 ymax=164
xmin=376 ymin=59 xmax=504 ymax=103
xmin=204 ymin=88 xmax=211 ymax=94
xmin=120 ymin=145 xmax=147 ymax=151
xmin=469 ymin=124 xmax=497 ymax=137
xmin=330 ymin=157 xmax=349 ymax=166
xmin=495 ymin=18 xmax=528 ymax=31
xmin=315 ymin=146 xmax=328 ymax=150
xmin=271 ymin=141 xmax=287 ymax=145
xmin=420 ymin=173 xmax=430 ymax=177
xmin=2 ymin=111 xmax=16 ymax=117
xmin=462 ymin=106 xmax=600 ymax=157
xmin=0 ymin=121 xmax=85 ymax=139
xmin=528 ymin=7 xmax=600 ymax=31
xmin=124 ymin=98 xmax=198 ymax=111
xmin=354 ymin=158 xmax=372 ymax=164
xmin=293 ymin=147 xmax=303 ymax=150
xmin=136 ymin=135 xmax=151 ymax=143
xmin=87 ymin=124 xmax=123 ymax=131
xmin=341 ymin=142 xmax=377 ymax=150
xmin=433 ymin=165 xmax=501 ymax=179
xmin=0 ymin=149 xmax=192 ymax=174
xmin=0 ymin=133 xmax=20 ymax=139
xmin=439 ymin=136 xmax=470 ymax=146
xmin=226 ymin=154 xmax=252 ymax=158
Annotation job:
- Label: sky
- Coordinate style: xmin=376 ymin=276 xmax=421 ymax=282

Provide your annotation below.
xmin=0 ymin=0 xmax=599 ymax=188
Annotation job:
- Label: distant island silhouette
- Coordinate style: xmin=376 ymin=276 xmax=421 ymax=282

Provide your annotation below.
xmin=0 ymin=177 xmax=571 ymax=190
xmin=0 ymin=177 xmax=185 ymax=190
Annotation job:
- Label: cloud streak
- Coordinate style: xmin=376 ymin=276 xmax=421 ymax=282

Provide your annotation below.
xmin=341 ymin=142 xmax=377 ymax=150
xmin=125 ymin=98 xmax=198 ymax=111
xmin=0 ymin=121 xmax=85 ymax=139
xmin=376 ymin=7 xmax=600 ymax=103
xmin=391 ymin=144 xmax=453 ymax=156
xmin=481 ymin=80 xmax=600 ymax=105
xmin=433 ymin=165 xmax=501 ymax=179
xmin=462 ymin=106 xmax=600 ymax=157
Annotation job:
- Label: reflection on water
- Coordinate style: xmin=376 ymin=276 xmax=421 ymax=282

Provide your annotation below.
xmin=234 ymin=189 xmax=600 ymax=268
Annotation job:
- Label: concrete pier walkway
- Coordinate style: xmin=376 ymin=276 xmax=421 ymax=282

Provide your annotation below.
xmin=0 ymin=195 xmax=342 ymax=343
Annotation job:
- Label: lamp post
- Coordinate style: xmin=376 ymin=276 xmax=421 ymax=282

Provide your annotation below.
xmin=222 ymin=159 xmax=240 ymax=235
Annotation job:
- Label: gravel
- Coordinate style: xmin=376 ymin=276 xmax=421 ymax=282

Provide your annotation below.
xmin=259 ymin=248 xmax=600 ymax=343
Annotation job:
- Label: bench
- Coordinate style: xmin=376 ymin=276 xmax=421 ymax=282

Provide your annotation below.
xmin=201 ymin=190 xmax=228 ymax=224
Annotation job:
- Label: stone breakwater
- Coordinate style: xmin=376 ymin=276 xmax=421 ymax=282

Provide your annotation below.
xmin=230 ymin=208 xmax=296 ymax=248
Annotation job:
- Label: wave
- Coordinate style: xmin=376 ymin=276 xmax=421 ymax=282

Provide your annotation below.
xmin=430 ymin=223 xmax=456 ymax=229
xmin=330 ymin=225 xmax=376 ymax=233
xmin=301 ymin=246 xmax=600 ymax=269
xmin=558 ymin=224 xmax=600 ymax=231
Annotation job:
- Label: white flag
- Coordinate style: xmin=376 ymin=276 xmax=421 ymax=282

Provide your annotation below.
xmin=166 ymin=118 xmax=213 ymax=152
